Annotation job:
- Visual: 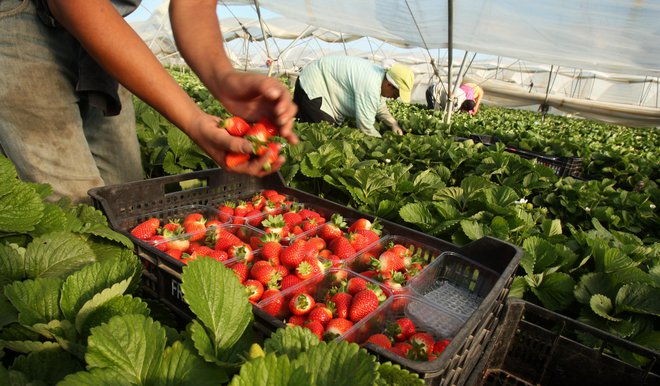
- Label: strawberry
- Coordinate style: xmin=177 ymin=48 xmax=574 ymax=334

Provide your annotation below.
xmin=348 ymin=218 xmax=372 ymax=233
xmin=280 ymin=239 xmax=306 ymax=269
xmin=217 ymin=202 xmax=235 ymax=222
xmin=286 ymin=314 xmax=307 ymax=327
xmin=274 ymin=264 xmax=289 ymax=281
xmin=260 ymin=289 xmax=284 ymax=317
xmin=244 ymin=209 xmax=264 ymax=227
xmin=131 ymin=218 xmax=160 ymax=240
xmin=294 ymin=255 xmax=323 ymax=281
xmin=233 ymin=201 xmax=250 ymax=218
xmin=306 ymin=304 xmax=334 ymax=327
xmin=244 ymin=279 xmax=264 ymax=303
xmin=149 ymin=235 xmax=167 ymax=250
xmin=318 ymin=213 xmax=346 ymax=242
xmin=409 ymin=332 xmax=435 ymax=359
xmin=372 ymin=250 xmax=405 ymax=273
xmin=165 ymin=237 xmax=190 ymax=252
xmin=262 ymin=141 xmax=282 ymax=172
xmin=388 ymin=317 xmax=416 ymax=342
xmin=303 ymin=320 xmax=324 ymax=340
xmin=229 ymin=262 xmax=249 ymax=283
xmin=260 ymin=235 xmax=283 ymax=264
xmin=162 ymin=221 xmax=182 ymax=233
xmin=357 ymin=229 xmax=381 ymax=246
xmin=289 ymin=292 xmax=316 ymax=316
xmin=432 ymin=339 xmax=451 ymax=357
xmin=261 ymin=189 xmax=280 ymax=199
xmin=267 ymin=193 xmax=287 ymax=205
xmin=280 ymin=274 xmax=303 ymax=291
xmin=348 ymin=289 xmax=380 ymax=322
xmin=250 ymin=261 xmax=280 ymax=287
xmin=166 ymin=249 xmax=183 ymax=260
xmin=221 ymin=116 xmax=250 ymax=137
xmin=261 ymin=214 xmax=289 ymax=238
xmin=225 ymin=152 xmax=250 ymax=168
xmin=391 ymin=342 xmax=413 ymax=358
xmin=330 ymin=292 xmax=352 ymax=319
xmin=227 ymin=243 xmax=253 ymax=262
xmin=328 ymin=236 xmax=356 ymax=260
xmin=214 ymin=229 xmax=243 ymax=251
xmin=183 ymin=214 xmax=207 ymax=241
xmin=323 ymin=318 xmax=354 ymax=341
xmin=346 ymin=277 xmax=368 ymax=295
xmin=245 ymin=123 xmax=271 ymax=155
xmin=258 ymin=116 xmax=278 ymax=136
xmin=306 ymin=236 xmax=326 ymax=252
xmin=366 ymin=333 xmax=392 ymax=349
xmin=282 ymin=211 xmax=303 ymax=228
xmin=346 ymin=231 xmax=370 ymax=252
xmin=251 ymin=193 xmax=267 ymax=211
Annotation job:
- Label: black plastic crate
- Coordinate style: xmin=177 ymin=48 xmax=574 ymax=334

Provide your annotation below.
xmin=505 ymin=147 xmax=583 ymax=178
xmin=88 ymin=168 xmax=522 ymax=384
xmin=468 ymin=299 xmax=660 ymax=386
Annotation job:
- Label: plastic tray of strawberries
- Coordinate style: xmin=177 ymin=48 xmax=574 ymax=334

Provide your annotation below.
xmin=254 ymin=267 xmax=393 ymax=340
xmin=338 ymin=294 xmax=463 ymax=371
xmin=125 ymin=204 xmax=229 ymax=247
xmin=405 ymin=251 xmax=500 ymax=321
xmin=342 ymin=234 xmax=448 ymax=293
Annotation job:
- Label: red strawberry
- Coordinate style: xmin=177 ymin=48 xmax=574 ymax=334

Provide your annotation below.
xmin=244 ymin=209 xmax=264 ymax=227
xmin=409 ymin=332 xmax=435 ymax=357
xmin=250 ymin=193 xmax=267 ymax=210
xmin=280 ymin=274 xmax=303 ymax=291
xmin=233 ymin=201 xmax=250 ymax=218
xmin=289 ymin=292 xmax=316 ymax=316
xmin=391 ymin=342 xmax=413 ymax=358
xmin=261 ymin=235 xmax=283 ymax=265
xmin=262 ymin=141 xmax=282 ymax=172
xmin=183 ymin=214 xmax=207 ymax=242
xmin=318 ymin=213 xmax=346 ymax=242
xmin=225 ymin=152 xmax=250 ymax=168
xmin=280 ymin=239 xmax=306 ymax=269
xmin=346 ymin=232 xmax=370 ymax=252
xmin=267 ymin=193 xmax=287 ymax=205
xmin=165 ymin=238 xmax=190 ymax=252
xmin=306 ymin=237 xmax=326 ymax=252
xmin=303 ymin=320 xmax=324 ymax=340
xmin=244 ymin=279 xmax=264 ymax=303
xmin=282 ymin=211 xmax=303 ymax=228
xmin=258 ymin=116 xmax=279 ymax=136
xmin=373 ymin=250 xmax=405 ymax=273
xmin=295 ymin=256 xmax=323 ymax=281
xmin=250 ymin=261 xmax=280 ymax=287
xmin=287 ymin=314 xmax=307 ymax=327
xmin=162 ymin=221 xmax=182 ymax=233
xmin=229 ymin=262 xmax=248 ymax=284
xmin=261 ymin=214 xmax=289 ymax=238
xmin=323 ymin=318 xmax=354 ymax=341
xmin=214 ymin=229 xmax=243 ymax=251
xmin=217 ymin=202 xmax=235 ymax=222
xmin=330 ymin=292 xmax=352 ymax=319
xmin=260 ymin=289 xmax=284 ymax=317
xmin=166 ymin=249 xmax=183 ymax=260
xmin=227 ymin=243 xmax=253 ymax=262
xmin=366 ymin=333 xmax=392 ymax=349
xmin=348 ymin=218 xmax=372 ymax=233
xmin=149 ymin=235 xmax=167 ymax=250
xmin=432 ymin=339 xmax=451 ymax=357
xmin=357 ymin=229 xmax=381 ymax=245
xmin=348 ymin=289 xmax=379 ymax=322
xmin=245 ymin=123 xmax=271 ymax=155
xmin=261 ymin=189 xmax=280 ymax=199
xmin=221 ymin=116 xmax=250 ymax=137
xmin=306 ymin=304 xmax=334 ymax=327
xmin=346 ymin=277 xmax=368 ymax=295
xmin=131 ymin=218 xmax=160 ymax=240
xmin=388 ymin=317 xmax=416 ymax=342
xmin=328 ymin=236 xmax=356 ymax=260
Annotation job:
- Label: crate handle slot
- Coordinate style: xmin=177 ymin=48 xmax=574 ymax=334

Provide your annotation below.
xmin=163 ymin=177 xmax=210 ymax=196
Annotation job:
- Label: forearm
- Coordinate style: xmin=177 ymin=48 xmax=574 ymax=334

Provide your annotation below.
xmin=169 ymin=0 xmax=234 ymax=102
xmin=47 ymin=0 xmax=202 ymax=136
xmin=376 ymin=102 xmax=397 ymax=128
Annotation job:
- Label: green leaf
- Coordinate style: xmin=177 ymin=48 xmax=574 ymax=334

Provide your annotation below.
xmin=158 ymin=340 xmax=229 ymax=386
xmin=75 ymin=278 xmax=133 ymax=332
xmin=188 ymin=319 xmax=217 ymax=364
xmin=460 ymin=220 xmax=484 ymax=241
xmin=574 ymin=272 xmax=616 ymax=304
xmin=59 ymin=368 xmax=134 ymax=386
xmin=398 ymin=203 xmax=438 ymax=231
xmin=229 ymin=352 xmax=308 ymax=386
xmin=11 ymin=347 xmax=83 ymax=384
xmin=86 ymin=314 xmax=167 ymax=384
xmin=530 ymin=272 xmax=575 ymax=311
xmin=77 ymin=295 xmax=149 ymax=338
xmin=181 ymin=258 xmax=252 ymax=353
xmin=264 ymin=326 xmax=321 ymax=359
xmin=0 ymin=339 xmax=61 ymax=355
xmin=294 ymin=341 xmax=378 ymax=386
xmin=376 ymin=362 xmax=424 ymax=386
xmin=594 ymin=246 xmax=636 ymax=273
xmin=590 ymin=294 xmax=622 ymax=321
xmin=615 ymin=283 xmax=660 ymax=316
xmin=0 ymin=177 xmax=44 ymax=233
xmin=60 ymin=256 xmax=138 ymax=321
xmin=4 ymin=277 xmax=63 ymax=325
xmin=31 ymin=203 xmax=68 ymax=236
xmin=542 ymin=218 xmax=563 ymax=237
xmin=508 ymin=276 xmax=528 ymax=299
xmin=24 ymin=232 xmax=96 ymax=279
xmin=0 ymin=365 xmax=32 ymax=386
xmin=0 ymin=292 xmax=18 ymax=327
xmin=0 ymin=243 xmax=26 ymax=287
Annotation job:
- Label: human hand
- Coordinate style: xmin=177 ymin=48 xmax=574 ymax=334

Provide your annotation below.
xmin=391 ymin=123 xmax=403 ymax=135
xmin=188 ymin=113 xmax=286 ymax=177
xmin=214 ymin=71 xmax=298 ymax=146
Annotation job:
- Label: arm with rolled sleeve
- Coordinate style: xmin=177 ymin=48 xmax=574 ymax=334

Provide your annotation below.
xmin=376 ymin=101 xmax=402 ymax=134
xmin=354 ymin=94 xmax=382 ymax=137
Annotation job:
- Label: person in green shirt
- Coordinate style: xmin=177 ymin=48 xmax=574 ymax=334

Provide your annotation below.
xmin=293 ymin=56 xmax=414 ymax=137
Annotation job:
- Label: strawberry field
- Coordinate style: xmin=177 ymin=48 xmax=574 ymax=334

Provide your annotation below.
xmin=1 ymin=69 xmax=657 ymax=385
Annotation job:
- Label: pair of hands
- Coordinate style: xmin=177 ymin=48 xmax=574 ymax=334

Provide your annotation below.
xmin=193 ymin=71 xmax=299 ymax=177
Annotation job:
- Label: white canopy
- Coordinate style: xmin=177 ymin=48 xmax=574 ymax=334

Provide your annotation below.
xmin=129 ymin=0 xmax=660 ymax=127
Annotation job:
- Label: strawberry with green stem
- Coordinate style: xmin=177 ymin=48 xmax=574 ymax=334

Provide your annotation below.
xmin=131 ymin=218 xmax=160 ymax=240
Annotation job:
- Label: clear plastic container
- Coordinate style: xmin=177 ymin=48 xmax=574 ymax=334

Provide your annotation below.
xmin=405 ymin=251 xmax=500 ymax=321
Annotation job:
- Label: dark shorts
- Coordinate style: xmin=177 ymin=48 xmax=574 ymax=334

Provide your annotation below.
xmin=293 ymin=78 xmax=336 ymax=124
